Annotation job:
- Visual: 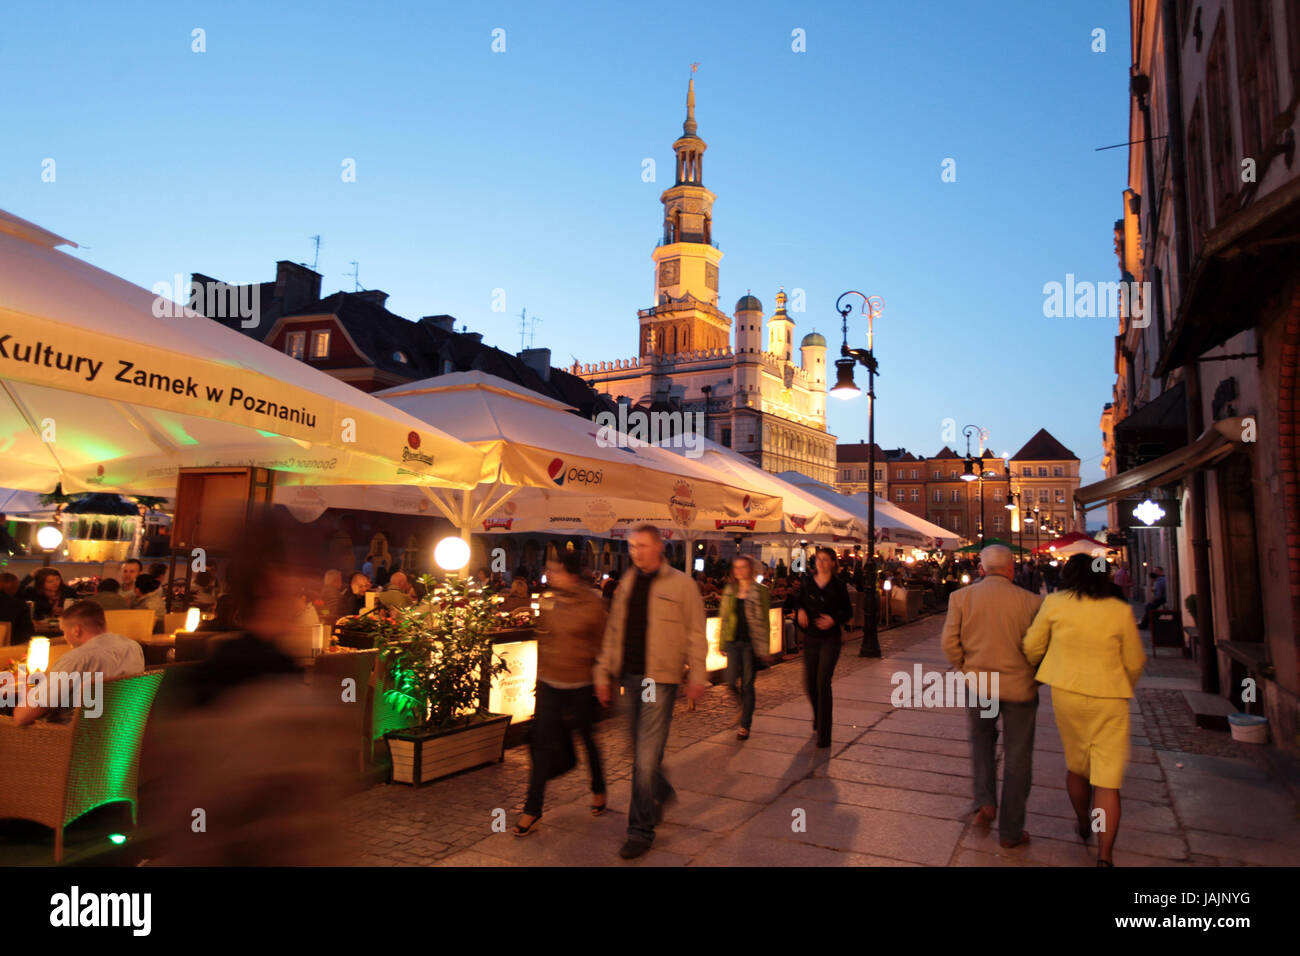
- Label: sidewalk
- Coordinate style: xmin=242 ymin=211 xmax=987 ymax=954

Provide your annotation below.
xmin=344 ymin=613 xmax=1300 ymax=866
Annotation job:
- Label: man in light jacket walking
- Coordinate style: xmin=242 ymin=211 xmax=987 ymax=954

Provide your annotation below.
xmin=595 ymin=525 xmax=707 ymax=859
xmin=941 ymin=544 xmax=1043 ymax=849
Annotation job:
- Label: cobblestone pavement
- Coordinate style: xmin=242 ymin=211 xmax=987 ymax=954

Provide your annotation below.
xmin=344 ymin=609 xmax=1300 ymax=867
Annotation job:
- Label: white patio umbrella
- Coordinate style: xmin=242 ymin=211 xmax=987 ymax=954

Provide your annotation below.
xmin=657 ymin=437 xmax=866 ymax=541
xmin=0 ymin=209 xmax=487 ymax=494
xmin=776 ymin=471 xmax=962 ymax=550
xmin=276 ymin=371 xmax=783 ymax=536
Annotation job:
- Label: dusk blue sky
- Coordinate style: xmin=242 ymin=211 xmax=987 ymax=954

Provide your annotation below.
xmin=4 ymin=1 xmax=1128 ymax=483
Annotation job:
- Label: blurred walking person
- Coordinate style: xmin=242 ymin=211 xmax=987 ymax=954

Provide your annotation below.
xmin=595 ymin=525 xmax=707 ymax=859
xmin=941 ymin=544 xmax=1043 ymax=848
xmin=513 ymin=552 xmax=609 ymax=836
xmin=719 ymin=555 xmax=771 ymax=740
xmin=790 ymin=548 xmax=853 ymax=748
xmin=1023 ymin=554 xmax=1147 ymax=866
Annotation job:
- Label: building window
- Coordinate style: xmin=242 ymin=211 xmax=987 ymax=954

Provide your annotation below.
xmin=874 ymin=468 xmax=883 ymax=481
xmin=895 ymin=489 xmax=905 ymax=502
xmin=285 ymin=331 xmax=306 ymax=360
xmin=842 ymin=469 xmax=852 ymax=482
xmin=1206 ymin=14 xmax=1236 ymax=215
xmin=1036 ymin=467 xmax=1047 ymax=477
xmin=393 ymin=350 xmax=408 ymax=364
xmin=933 ymin=470 xmax=941 ymax=479
xmin=857 ymin=469 xmax=868 ymax=481
xmin=950 ymin=471 xmax=958 ymax=479
xmin=1022 ymin=466 xmax=1031 ymax=477
xmin=310 ymin=330 xmax=331 ymax=360
xmin=1039 ymin=489 xmax=1050 ymax=503
xmin=933 ymin=490 xmax=943 ymax=503
xmin=950 ymin=489 xmax=961 ymax=503
xmin=721 ymin=428 xmax=731 ymax=447
xmin=1235 ymin=0 xmax=1277 ymax=173
xmin=1186 ymin=97 xmax=1209 ymax=253
xmin=910 ymin=469 xmax=918 ymax=479
xmin=910 ymin=488 xmax=920 ymax=502
xmin=952 ymin=514 xmax=962 ymax=531
xmin=1053 ymin=466 xmax=1064 ymax=477
xmin=895 ymin=470 xmax=904 ymax=480
xmin=993 ymin=514 xmax=1004 ymax=532
xmin=1054 ymin=489 xmax=1065 ymax=504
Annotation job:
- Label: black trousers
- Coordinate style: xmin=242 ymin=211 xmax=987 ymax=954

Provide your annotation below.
xmin=523 ymin=681 xmax=606 ymax=817
xmin=802 ymin=635 xmax=842 ymax=747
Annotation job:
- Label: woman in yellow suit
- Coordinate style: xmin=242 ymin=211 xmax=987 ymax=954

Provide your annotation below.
xmin=1022 ymin=554 xmax=1146 ymax=866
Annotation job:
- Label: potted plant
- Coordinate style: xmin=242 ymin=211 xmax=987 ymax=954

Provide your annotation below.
xmin=375 ymin=576 xmax=513 ymax=786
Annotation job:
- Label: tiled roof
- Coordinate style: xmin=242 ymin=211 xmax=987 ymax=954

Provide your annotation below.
xmin=1010 ymin=428 xmax=1078 ymax=461
xmin=837 ymin=442 xmax=889 ymax=463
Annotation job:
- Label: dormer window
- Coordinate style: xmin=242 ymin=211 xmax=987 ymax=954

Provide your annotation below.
xmin=393 ymin=351 xmax=408 ymax=364
xmin=285 ymin=331 xmax=306 ymax=360
xmin=309 ymin=330 xmax=331 ymax=360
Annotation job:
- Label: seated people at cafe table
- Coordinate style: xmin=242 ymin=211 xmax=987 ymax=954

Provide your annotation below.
xmin=133 ymin=574 xmax=167 ymax=630
xmin=0 ymin=572 xmax=35 ymax=644
xmin=12 ymin=600 xmax=145 ymax=725
xmin=86 ymin=577 xmax=129 ymax=610
xmin=22 ymin=568 xmax=72 ymax=620
xmin=340 ymin=572 xmax=371 ymax=617
xmin=377 ymin=571 xmax=415 ymax=609
xmin=118 ymin=558 xmax=143 ymax=606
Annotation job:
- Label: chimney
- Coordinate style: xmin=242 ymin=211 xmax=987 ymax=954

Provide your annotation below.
xmin=421 ymin=314 xmax=456 ymax=333
xmin=352 ymin=290 xmax=389 ymax=308
xmin=275 ymin=261 xmax=322 ymax=314
xmin=462 ymin=332 xmax=483 ymax=345
xmin=518 ymin=347 xmax=551 ymax=382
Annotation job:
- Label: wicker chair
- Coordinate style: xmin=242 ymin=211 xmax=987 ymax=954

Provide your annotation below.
xmin=0 ymin=669 xmax=164 ymax=861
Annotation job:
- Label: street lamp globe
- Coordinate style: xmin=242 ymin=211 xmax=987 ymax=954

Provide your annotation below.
xmin=36 ymin=525 xmax=63 ymax=550
xmin=830 ymin=358 xmax=861 ymax=399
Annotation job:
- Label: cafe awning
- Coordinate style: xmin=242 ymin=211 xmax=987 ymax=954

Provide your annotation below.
xmin=775 ymin=471 xmax=963 ymax=550
xmin=1076 ymin=417 xmax=1246 ymax=509
xmin=0 ymin=209 xmax=488 ymax=494
xmin=300 ymin=371 xmax=784 ymax=535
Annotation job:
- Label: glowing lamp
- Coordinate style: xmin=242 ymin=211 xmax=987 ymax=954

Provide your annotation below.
xmin=883 ymin=580 xmax=893 ymax=592
xmin=108 ymin=834 xmax=127 ymax=846
xmin=36 ymin=525 xmax=62 ymax=550
xmin=27 ymin=637 xmax=50 ymax=673
xmin=960 ymin=573 xmax=970 ymax=585
xmin=434 ymin=535 xmax=471 ymax=572
xmin=184 ymin=606 xmax=201 ymax=632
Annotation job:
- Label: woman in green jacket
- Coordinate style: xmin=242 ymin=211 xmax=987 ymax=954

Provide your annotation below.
xmin=720 ymin=555 xmax=771 ymax=740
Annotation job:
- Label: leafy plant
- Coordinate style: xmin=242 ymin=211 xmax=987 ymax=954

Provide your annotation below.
xmin=373 ymin=575 xmax=512 ymax=733
xmin=1185 ymin=593 xmax=1197 ymax=622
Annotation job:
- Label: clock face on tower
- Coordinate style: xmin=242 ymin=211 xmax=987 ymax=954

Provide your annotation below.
xmin=659 ymin=259 xmax=680 ymax=286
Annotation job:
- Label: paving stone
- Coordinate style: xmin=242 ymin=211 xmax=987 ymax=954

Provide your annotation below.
xmin=735 ymin=794 xmax=964 ymax=865
xmin=691 ymin=832 xmax=918 ymax=867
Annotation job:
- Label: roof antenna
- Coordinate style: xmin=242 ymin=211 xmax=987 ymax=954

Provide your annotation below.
xmin=305 ymin=235 xmax=321 ymax=272
xmin=346 ymin=260 xmax=361 ymax=292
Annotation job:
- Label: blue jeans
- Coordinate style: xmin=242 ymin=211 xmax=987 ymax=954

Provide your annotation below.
xmin=725 ymin=642 xmax=756 ymax=730
xmin=621 ymin=675 xmax=678 ymax=843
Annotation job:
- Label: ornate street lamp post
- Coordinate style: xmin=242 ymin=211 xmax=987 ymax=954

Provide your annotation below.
xmin=829 ymin=290 xmax=884 ymax=657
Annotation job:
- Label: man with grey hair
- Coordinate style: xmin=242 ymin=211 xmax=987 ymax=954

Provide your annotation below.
xmin=941 ymin=543 xmax=1043 ymax=848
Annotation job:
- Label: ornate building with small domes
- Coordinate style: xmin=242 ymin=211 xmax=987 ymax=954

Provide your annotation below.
xmin=570 ymin=77 xmax=837 ymax=484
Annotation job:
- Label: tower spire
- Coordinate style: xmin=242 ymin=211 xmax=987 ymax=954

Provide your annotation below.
xmin=684 ymin=63 xmax=699 ymax=136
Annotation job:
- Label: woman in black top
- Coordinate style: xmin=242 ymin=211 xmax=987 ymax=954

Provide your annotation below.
xmin=792 ymin=548 xmax=854 ymax=748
